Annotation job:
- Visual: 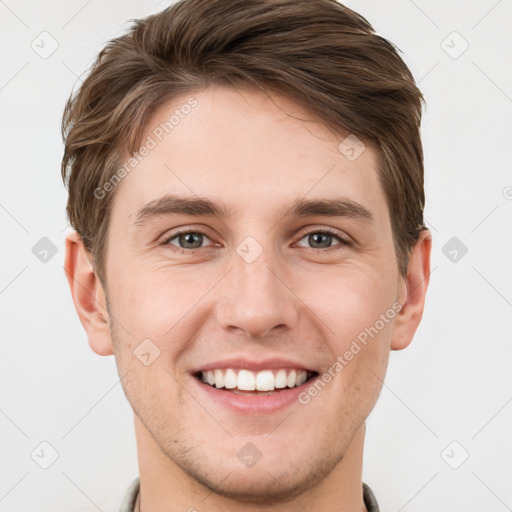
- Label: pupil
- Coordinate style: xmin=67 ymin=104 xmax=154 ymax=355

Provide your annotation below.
xmin=311 ymin=233 xmax=330 ymax=248
xmin=180 ymin=233 xmax=202 ymax=248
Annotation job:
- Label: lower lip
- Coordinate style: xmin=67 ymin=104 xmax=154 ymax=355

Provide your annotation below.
xmin=192 ymin=374 xmax=319 ymax=413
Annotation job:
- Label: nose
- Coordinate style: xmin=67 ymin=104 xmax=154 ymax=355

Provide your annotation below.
xmin=215 ymin=245 xmax=299 ymax=339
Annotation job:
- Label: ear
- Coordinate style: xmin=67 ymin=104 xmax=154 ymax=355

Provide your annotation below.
xmin=391 ymin=229 xmax=432 ymax=351
xmin=64 ymin=231 xmax=113 ymax=356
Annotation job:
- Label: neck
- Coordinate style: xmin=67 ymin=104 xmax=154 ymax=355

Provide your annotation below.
xmin=134 ymin=415 xmax=367 ymax=512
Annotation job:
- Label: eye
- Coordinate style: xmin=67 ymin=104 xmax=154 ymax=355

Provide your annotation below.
xmin=163 ymin=229 xmax=212 ymax=250
xmin=162 ymin=227 xmax=351 ymax=253
xmin=296 ymin=228 xmax=350 ymax=250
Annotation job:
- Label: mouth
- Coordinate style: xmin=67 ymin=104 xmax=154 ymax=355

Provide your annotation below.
xmin=193 ymin=368 xmax=319 ymax=395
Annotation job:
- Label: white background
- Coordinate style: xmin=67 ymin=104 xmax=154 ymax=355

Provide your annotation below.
xmin=0 ymin=1 xmax=511 ymax=510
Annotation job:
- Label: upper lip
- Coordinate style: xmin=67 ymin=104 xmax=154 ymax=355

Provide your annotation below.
xmin=191 ymin=356 xmax=317 ymax=374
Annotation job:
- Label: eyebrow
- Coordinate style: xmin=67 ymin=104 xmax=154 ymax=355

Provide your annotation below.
xmin=134 ymin=194 xmax=374 ymax=226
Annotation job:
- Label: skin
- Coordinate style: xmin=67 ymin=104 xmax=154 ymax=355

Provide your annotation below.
xmin=65 ymin=85 xmax=431 ymax=512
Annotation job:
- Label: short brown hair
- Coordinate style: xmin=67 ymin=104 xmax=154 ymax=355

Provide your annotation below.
xmin=61 ymin=0 xmax=427 ymax=284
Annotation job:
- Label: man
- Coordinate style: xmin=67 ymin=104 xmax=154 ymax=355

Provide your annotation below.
xmin=61 ymin=0 xmax=431 ymax=510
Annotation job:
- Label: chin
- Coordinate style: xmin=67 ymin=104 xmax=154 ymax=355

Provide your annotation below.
xmin=185 ymin=464 xmax=322 ymax=505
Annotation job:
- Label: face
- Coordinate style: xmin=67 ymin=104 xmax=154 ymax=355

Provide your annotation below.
xmin=72 ymin=85 xmax=429 ymax=504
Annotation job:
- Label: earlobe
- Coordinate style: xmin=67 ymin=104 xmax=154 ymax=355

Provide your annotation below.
xmin=391 ymin=229 xmax=432 ymax=351
xmin=64 ymin=231 xmax=114 ymax=356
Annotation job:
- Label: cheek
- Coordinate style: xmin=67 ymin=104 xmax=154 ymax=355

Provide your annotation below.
xmin=298 ymin=265 xmax=395 ymax=408
xmin=299 ymin=264 xmax=396 ymax=345
xmin=110 ymin=268 xmax=201 ymax=334
xmin=107 ymin=278 xmax=185 ymax=407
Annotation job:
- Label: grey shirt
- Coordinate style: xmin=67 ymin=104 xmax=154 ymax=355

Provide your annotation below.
xmin=119 ymin=477 xmax=380 ymax=511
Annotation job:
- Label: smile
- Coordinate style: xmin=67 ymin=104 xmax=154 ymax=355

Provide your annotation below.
xmin=195 ymin=368 xmax=318 ymax=393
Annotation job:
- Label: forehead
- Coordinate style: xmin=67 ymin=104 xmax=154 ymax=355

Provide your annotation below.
xmin=110 ymin=85 xmax=390 ymax=229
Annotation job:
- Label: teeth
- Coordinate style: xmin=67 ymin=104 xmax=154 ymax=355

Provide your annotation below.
xmin=238 ymin=369 xmax=256 ymax=390
xmin=256 ymin=370 xmax=274 ymax=391
xmin=296 ymin=371 xmax=307 ymax=386
xmin=287 ymin=369 xmax=297 ymax=388
xmin=275 ymin=369 xmax=287 ymax=388
xmin=224 ymin=369 xmax=237 ymax=389
xmin=214 ymin=369 xmax=224 ymax=388
xmin=199 ymin=368 xmax=311 ymax=391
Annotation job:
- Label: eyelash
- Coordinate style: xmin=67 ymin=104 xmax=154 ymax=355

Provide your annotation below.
xmin=162 ymin=228 xmax=351 ymax=254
